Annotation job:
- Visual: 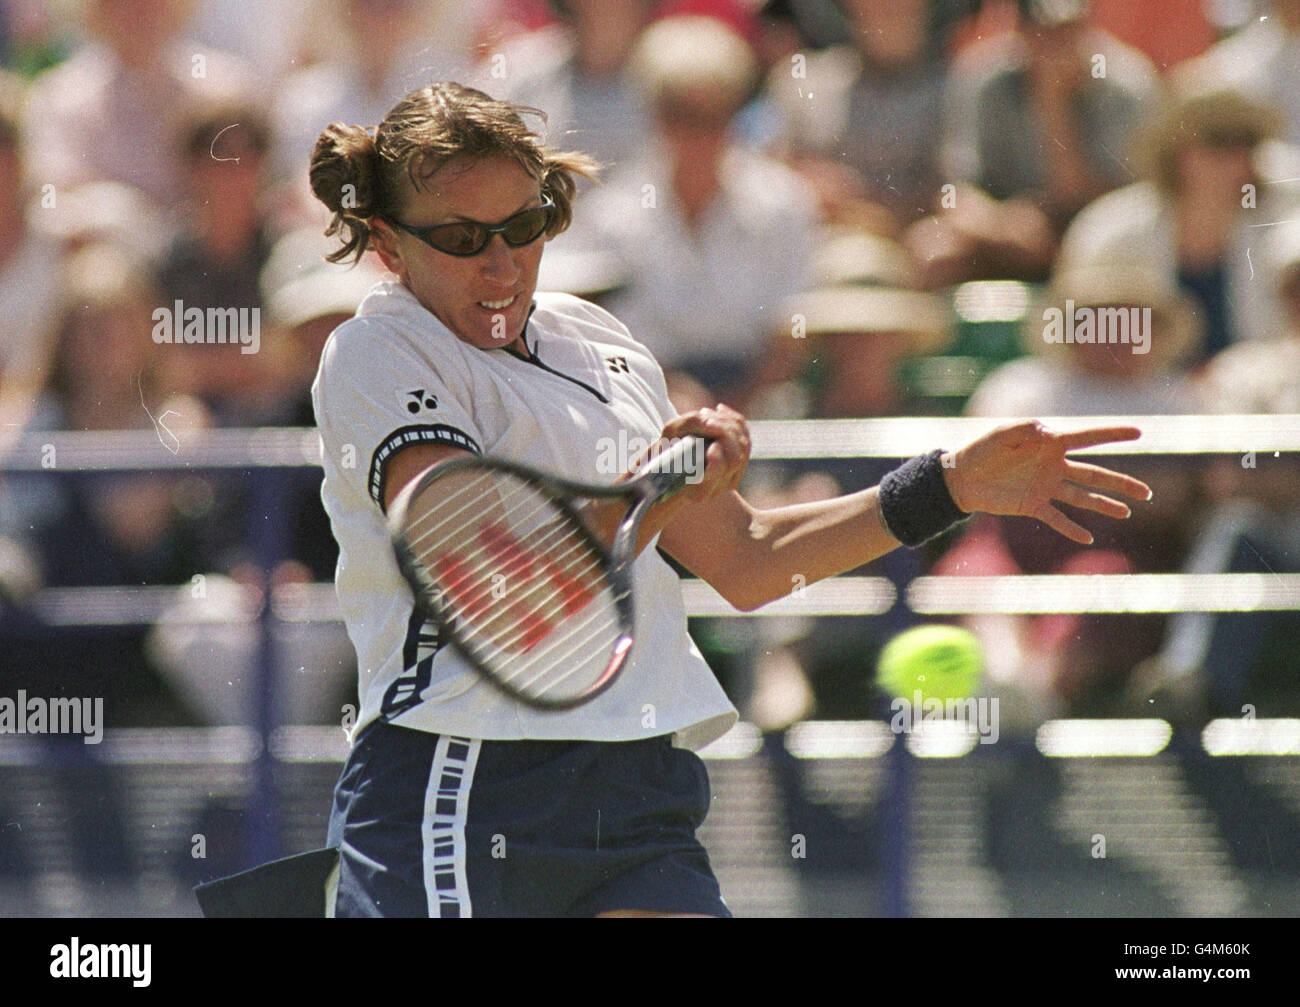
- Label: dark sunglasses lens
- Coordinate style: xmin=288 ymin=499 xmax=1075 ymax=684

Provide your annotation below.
xmin=502 ymin=206 xmax=550 ymax=246
xmin=429 ymin=222 xmax=488 ymax=255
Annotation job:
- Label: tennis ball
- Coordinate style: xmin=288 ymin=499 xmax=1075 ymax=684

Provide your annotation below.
xmin=877 ymin=625 xmax=984 ymax=703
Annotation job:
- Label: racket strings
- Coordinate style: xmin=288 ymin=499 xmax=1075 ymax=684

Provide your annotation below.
xmin=471 ymin=589 xmax=626 ymax=694
xmin=400 ymin=468 xmax=628 ymax=699
xmin=453 ymin=545 xmax=616 ymax=658
xmin=405 ymin=473 xmax=607 ymax=620
xmin=406 ymin=471 xmax=594 ymax=578
xmin=505 ymin=619 xmax=626 ymax=697
xmin=449 ymin=525 xmax=626 ymax=697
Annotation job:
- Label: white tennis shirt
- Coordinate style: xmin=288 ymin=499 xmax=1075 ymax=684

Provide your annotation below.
xmin=312 ymin=280 xmax=737 ymax=750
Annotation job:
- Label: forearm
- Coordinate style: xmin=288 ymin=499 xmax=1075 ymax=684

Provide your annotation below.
xmin=581 ymin=492 xmax=694 ymax=557
xmin=725 ymin=488 xmax=900 ymax=610
xmin=664 ymin=422 xmax=1152 ymax=609
xmin=662 ymin=453 xmax=968 ymax=611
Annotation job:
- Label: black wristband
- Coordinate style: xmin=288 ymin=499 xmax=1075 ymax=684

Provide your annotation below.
xmin=878 ymin=449 xmax=969 ymax=547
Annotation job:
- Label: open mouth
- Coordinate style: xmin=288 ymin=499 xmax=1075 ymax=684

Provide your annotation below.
xmin=478 ymin=296 xmax=516 ymax=310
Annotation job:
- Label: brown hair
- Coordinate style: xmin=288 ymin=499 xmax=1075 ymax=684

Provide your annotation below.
xmin=49 ymin=242 xmax=162 ymax=405
xmin=180 ymin=103 xmax=272 ymax=161
xmin=1137 ymin=85 xmax=1279 ymax=194
xmin=309 ymin=82 xmax=599 ymax=264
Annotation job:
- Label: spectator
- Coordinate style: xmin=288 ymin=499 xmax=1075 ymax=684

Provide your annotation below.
xmin=535 ymin=238 xmax=628 ymax=309
xmin=28 ymin=178 xmax=173 ymax=262
xmin=153 ymin=105 xmax=279 ymax=425
xmin=1057 ymin=79 xmax=1300 ymax=355
xmin=272 ymin=0 xmax=494 ymax=204
xmin=776 ymin=228 xmax=951 ymax=419
xmin=488 ymin=0 xmax=657 ymax=175
xmin=1137 ymin=218 xmax=1300 ymax=718
xmin=0 ymin=71 xmax=64 ymax=446
xmin=575 ymin=15 xmax=817 ymax=411
xmin=1198 ymin=0 xmax=1300 ymax=147
xmin=185 ymin=0 xmax=313 ymax=85
xmin=40 ymin=244 xmax=171 ymax=437
xmin=141 ymin=226 xmax=381 ymax=728
xmin=767 ymin=0 xmax=966 ymax=233
xmin=258 ymin=227 xmax=391 ymax=432
xmin=907 ymin=0 xmax=1159 ymax=286
xmin=0 ymin=244 xmax=215 ymax=724
xmin=966 ymin=266 xmax=1203 ymax=418
xmin=943 ymin=264 xmax=1204 ymax=715
xmin=1090 ymin=0 xmax=1215 ymax=73
xmin=1199 ymin=219 xmax=1300 ymax=413
xmin=22 ymin=0 xmax=250 ymax=209
xmin=1 ymin=0 xmax=71 ymax=78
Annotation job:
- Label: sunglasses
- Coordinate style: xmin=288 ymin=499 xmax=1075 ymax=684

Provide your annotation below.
xmin=385 ymin=198 xmax=555 ymax=256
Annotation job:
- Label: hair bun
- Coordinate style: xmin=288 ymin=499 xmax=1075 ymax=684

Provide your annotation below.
xmin=310 ymin=122 xmax=378 ymax=263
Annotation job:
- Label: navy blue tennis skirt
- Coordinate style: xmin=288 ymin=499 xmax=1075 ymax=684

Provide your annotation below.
xmin=326 ymin=722 xmax=730 ymax=917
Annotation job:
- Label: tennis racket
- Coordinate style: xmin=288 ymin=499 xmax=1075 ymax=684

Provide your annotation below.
xmin=388 ymin=435 xmax=709 ymax=710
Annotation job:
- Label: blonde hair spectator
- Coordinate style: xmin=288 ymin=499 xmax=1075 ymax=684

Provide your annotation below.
xmin=629 ymin=15 xmax=759 ymax=110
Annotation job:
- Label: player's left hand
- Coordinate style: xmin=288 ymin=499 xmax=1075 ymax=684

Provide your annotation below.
xmin=941 ymin=421 xmax=1152 ymax=545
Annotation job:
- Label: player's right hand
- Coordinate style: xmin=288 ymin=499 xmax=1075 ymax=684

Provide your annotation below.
xmin=659 ymin=404 xmax=751 ymax=502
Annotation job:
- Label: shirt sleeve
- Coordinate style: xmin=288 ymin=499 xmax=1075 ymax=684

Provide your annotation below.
xmin=312 ymin=317 xmax=484 ymax=511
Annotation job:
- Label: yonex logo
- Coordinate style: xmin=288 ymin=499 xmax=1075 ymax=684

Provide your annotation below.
xmin=402 ymin=389 xmax=438 ymax=414
xmin=606 ymin=356 xmax=630 ymax=374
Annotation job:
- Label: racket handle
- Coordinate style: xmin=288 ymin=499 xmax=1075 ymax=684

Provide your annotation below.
xmin=635 ymin=435 xmax=711 ymax=495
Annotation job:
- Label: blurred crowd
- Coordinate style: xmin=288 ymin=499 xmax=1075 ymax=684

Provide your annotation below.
xmin=0 ymin=0 xmax=1297 ymax=729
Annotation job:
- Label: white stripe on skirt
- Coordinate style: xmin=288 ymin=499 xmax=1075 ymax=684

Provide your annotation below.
xmin=421 ymin=735 xmax=481 ymax=918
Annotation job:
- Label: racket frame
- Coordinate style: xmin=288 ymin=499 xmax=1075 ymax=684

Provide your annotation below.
xmin=387 ymin=436 xmax=705 ymax=710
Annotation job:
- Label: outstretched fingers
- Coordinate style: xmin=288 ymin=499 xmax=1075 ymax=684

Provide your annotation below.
xmin=1054 ymin=480 xmax=1131 ymax=519
xmin=1064 ymin=459 xmax=1153 ymax=502
xmin=1056 ymin=425 xmax=1143 ymax=451
xmin=1033 ymin=501 xmax=1094 ymax=545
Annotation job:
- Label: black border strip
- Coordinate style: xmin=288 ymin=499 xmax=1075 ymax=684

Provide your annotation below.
xmin=368 ymin=424 xmax=481 ymax=508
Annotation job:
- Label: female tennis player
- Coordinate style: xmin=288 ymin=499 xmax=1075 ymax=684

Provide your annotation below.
xmin=308 ymin=82 xmax=1152 ymax=918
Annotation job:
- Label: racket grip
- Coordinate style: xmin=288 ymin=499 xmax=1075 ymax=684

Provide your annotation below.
xmin=636 ymin=435 xmax=712 ymax=494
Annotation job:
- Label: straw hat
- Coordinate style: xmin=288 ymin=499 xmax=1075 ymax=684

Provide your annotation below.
xmin=781 ymin=229 xmax=952 ymax=354
xmin=537 ymin=239 xmax=628 ymax=299
xmin=1140 ymin=76 xmax=1281 ymax=192
xmin=629 ymin=14 xmax=759 ymax=108
xmin=1026 ymin=264 xmax=1204 ymax=366
xmin=260 ymin=227 xmax=388 ymax=330
xmin=1018 ymin=0 xmax=1089 ymax=28
xmin=1267 ymin=219 xmax=1300 ymax=291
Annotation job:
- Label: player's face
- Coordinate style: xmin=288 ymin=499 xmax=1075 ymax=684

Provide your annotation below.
xmin=373 ymin=154 xmax=547 ymax=352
